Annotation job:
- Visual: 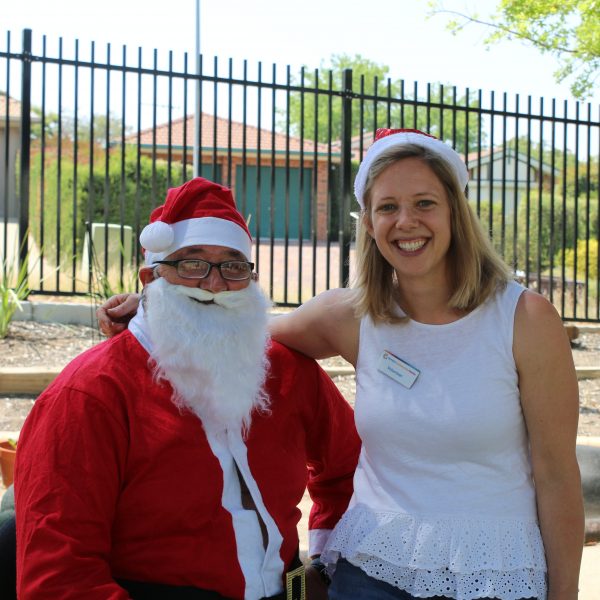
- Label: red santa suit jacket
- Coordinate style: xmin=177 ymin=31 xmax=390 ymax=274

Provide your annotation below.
xmin=14 ymin=330 xmax=360 ymax=599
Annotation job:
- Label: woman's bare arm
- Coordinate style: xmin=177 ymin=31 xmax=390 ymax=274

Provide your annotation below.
xmin=514 ymin=290 xmax=584 ymax=600
xmin=269 ymin=288 xmax=360 ymax=366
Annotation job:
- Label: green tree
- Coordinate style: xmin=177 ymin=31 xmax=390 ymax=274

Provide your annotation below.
xmin=31 ymin=107 xmax=131 ymax=147
xmin=285 ymin=54 xmax=393 ymax=144
xmin=285 ymin=53 xmax=484 ymax=154
xmin=29 ymin=153 xmax=78 ymax=273
xmin=431 ymin=0 xmax=600 ymax=99
xmin=77 ymin=146 xmax=183 ymax=251
xmin=29 ymin=144 xmax=183 ymax=279
xmin=559 ymin=238 xmax=598 ymax=280
xmin=475 ymin=189 xmax=595 ymax=275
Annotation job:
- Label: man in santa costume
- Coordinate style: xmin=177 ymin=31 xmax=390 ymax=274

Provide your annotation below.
xmin=14 ymin=177 xmax=360 ymax=600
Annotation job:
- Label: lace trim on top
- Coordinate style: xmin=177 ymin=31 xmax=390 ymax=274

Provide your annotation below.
xmin=322 ymin=503 xmax=547 ymax=600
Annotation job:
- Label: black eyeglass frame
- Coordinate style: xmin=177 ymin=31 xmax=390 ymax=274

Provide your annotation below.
xmin=154 ymin=259 xmax=255 ymax=281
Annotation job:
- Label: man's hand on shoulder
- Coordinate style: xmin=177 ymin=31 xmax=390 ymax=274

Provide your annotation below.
xmin=96 ymin=293 xmax=141 ymax=337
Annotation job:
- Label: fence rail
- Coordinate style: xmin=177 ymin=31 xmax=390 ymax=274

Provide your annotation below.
xmin=1 ymin=29 xmax=599 ymax=318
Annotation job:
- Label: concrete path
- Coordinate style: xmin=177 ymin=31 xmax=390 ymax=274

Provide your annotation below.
xmin=579 ymin=543 xmax=600 ymax=599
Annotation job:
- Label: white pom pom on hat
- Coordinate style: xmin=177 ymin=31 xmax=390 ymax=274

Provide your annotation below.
xmin=139 ymin=220 xmax=175 ymax=253
xmin=140 ymin=177 xmax=252 ymax=263
xmin=354 ymin=128 xmax=469 ymax=209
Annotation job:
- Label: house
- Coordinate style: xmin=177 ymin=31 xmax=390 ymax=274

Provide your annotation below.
xmin=0 ymin=93 xmax=26 ymax=222
xmin=128 ymin=114 xmax=337 ymax=241
xmin=0 ymin=93 xmax=41 ymax=265
xmin=330 ymin=131 xmax=374 ymax=164
xmin=465 ymin=147 xmax=559 ymax=211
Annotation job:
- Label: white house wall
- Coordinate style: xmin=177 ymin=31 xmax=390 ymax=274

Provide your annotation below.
xmin=0 ymin=126 xmax=20 ymax=221
xmin=468 ymin=155 xmax=542 ymax=213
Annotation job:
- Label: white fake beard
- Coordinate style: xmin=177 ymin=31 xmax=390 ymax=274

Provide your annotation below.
xmin=144 ymin=277 xmax=272 ymax=436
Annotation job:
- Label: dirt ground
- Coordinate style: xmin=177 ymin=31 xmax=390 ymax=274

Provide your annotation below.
xmin=1 ymin=320 xmax=600 ymax=436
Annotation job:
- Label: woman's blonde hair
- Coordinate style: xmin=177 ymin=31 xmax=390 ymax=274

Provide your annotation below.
xmin=351 ymin=144 xmax=511 ymax=323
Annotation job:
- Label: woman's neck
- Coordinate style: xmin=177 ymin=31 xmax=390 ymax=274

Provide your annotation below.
xmin=395 ymin=274 xmax=465 ymax=325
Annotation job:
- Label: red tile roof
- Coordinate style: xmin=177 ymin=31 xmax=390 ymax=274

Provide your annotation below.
xmin=0 ymin=93 xmax=42 ymax=127
xmin=128 ymin=113 xmax=331 ymax=158
xmin=0 ymin=93 xmax=25 ymax=121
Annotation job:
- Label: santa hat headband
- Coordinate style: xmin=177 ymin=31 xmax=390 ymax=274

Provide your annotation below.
xmin=140 ymin=178 xmax=252 ymax=264
xmin=354 ymin=128 xmax=469 ymax=209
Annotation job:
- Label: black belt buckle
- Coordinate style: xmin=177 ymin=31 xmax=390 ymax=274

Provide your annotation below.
xmin=285 ymin=565 xmax=305 ymax=600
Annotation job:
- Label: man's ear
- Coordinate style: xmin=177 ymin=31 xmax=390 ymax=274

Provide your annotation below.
xmin=139 ymin=266 xmax=156 ymax=286
xmin=251 ymin=272 xmax=258 ymax=282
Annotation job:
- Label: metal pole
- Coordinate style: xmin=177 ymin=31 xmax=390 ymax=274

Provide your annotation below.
xmin=19 ymin=28 xmax=32 ymax=270
xmin=339 ymin=68 xmax=353 ymax=287
xmin=193 ymin=0 xmax=201 ymax=176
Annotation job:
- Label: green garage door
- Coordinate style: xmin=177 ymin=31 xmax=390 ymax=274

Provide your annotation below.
xmin=235 ymin=165 xmax=312 ymax=240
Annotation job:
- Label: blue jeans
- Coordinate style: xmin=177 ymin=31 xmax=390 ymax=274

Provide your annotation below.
xmin=328 ymin=559 xmax=538 ymax=600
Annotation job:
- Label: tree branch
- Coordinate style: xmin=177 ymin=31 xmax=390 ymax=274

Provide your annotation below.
xmin=431 ymin=8 xmax=577 ymax=55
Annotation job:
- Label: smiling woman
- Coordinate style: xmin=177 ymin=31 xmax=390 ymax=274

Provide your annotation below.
xmin=364 ymin=157 xmax=453 ymax=309
xmin=269 ymin=128 xmax=584 ymax=600
xmin=349 ymin=134 xmax=509 ymax=327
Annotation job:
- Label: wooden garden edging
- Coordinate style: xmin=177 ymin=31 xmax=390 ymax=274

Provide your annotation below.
xmin=0 ymin=363 xmax=598 ymax=395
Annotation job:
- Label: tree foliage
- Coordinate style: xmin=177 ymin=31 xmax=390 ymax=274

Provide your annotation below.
xmin=78 ymin=146 xmax=183 ymax=246
xmin=560 ymin=238 xmax=598 ymax=280
xmin=476 ymin=187 xmax=596 ymax=277
xmin=431 ymin=0 xmax=600 ymax=99
xmin=31 ymin=108 xmax=131 ymax=147
xmin=285 ymin=54 xmax=392 ymax=144
xmin=285 ymin=53 xmax=484 ymax=154
xmin=29 ymin=144 xmax=182 ymax=275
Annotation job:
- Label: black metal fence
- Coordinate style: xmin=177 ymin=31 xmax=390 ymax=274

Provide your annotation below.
xmin=1 ymin=29 xmax=599 ymax=317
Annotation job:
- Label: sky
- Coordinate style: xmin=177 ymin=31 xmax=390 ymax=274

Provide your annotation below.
xmin=5 ymin=0 xmax=599 ymax=108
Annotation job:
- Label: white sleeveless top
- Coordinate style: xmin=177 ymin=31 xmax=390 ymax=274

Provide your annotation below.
xmin=322 ymin=281 xmax=547 ymax=600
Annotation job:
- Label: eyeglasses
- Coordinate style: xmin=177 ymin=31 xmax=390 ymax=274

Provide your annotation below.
xmin=154 ymin=259 xmax=255 ymax=281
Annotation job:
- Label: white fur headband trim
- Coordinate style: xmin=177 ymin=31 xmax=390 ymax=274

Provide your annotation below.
xmin=142 ymin=216 xmax=252 ymax=265
xmin=354 ymin=131 xmax=469 ymax=208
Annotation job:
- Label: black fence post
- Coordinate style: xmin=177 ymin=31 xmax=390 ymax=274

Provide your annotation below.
xmin=339 ymin=68 xmax=353 ymax=287
xmin=18 ymin=28 xmax=32 ymax=268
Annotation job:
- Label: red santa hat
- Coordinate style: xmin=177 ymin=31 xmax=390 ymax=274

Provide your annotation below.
xmin=140 ymin=177 xmax=252 ymax=264
xmin=354 ymin=128 xmax=469 ymax=208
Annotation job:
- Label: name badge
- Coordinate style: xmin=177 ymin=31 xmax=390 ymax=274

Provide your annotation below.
xmin=377 ymin=350 xmax=420 ymax=389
